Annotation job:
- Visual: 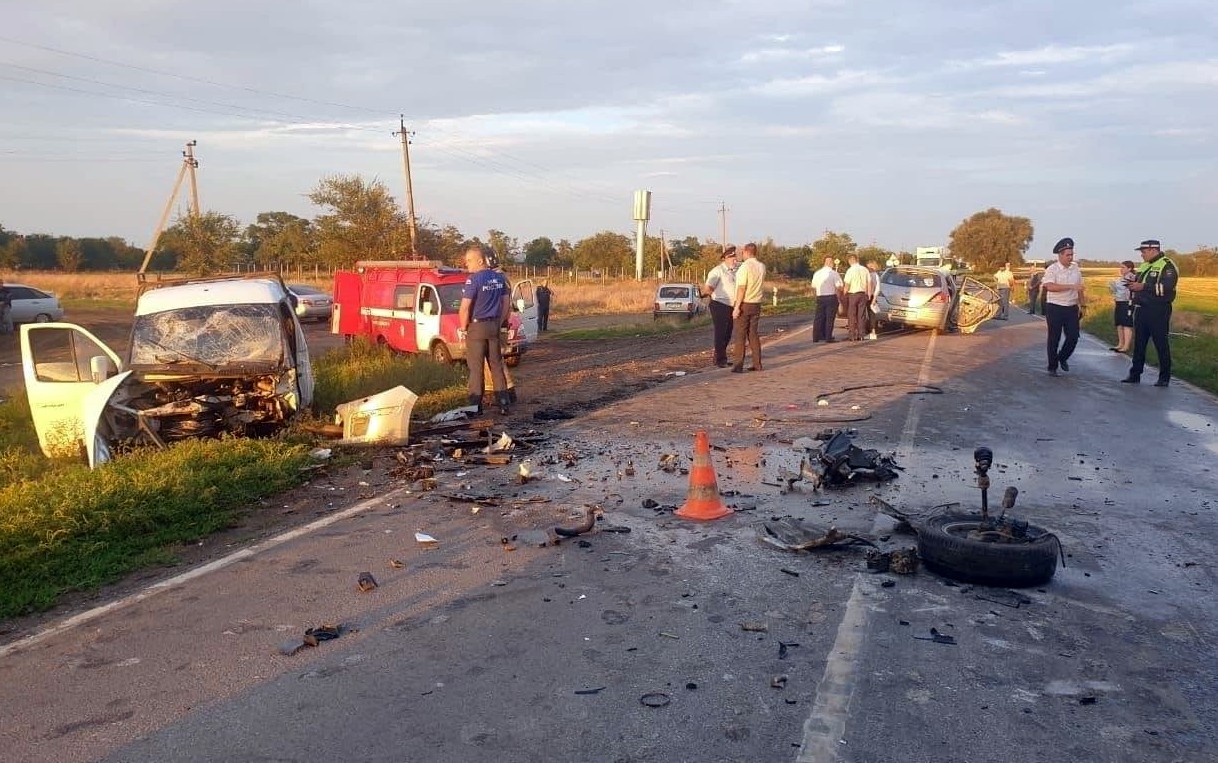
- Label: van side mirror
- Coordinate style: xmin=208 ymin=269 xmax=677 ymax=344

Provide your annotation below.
xmin=89 ymin=355 xmax=115 ymax=384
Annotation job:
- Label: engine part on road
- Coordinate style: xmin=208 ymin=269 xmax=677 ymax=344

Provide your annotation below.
xmin=791 ymin=429 xmax=901 ymax=490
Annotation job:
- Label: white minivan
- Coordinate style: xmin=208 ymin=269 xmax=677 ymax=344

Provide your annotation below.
xmin=21 ymin=273 xmax=313 ymax=467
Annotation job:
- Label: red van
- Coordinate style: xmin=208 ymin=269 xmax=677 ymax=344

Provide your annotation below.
xmin=332 ymin=260 xmax=537 ymax=365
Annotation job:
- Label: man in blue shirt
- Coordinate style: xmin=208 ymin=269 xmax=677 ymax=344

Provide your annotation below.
xmin=459 ymin=246 xmax=512 ymax=414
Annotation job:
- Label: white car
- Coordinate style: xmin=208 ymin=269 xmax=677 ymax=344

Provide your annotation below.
xmin=4 ymin=283 xmax=65 ymax=324
xmin=287 ymin=284 xmax=333 ymax=322
xmin=652 ymin=283 xmax=706 ymax=320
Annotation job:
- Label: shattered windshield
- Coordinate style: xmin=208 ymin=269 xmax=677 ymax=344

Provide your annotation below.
xmin=130 ymin=304 xmax=285 ymax=368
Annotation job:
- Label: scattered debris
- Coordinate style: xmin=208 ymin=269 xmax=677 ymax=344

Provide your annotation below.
xmin=574 ymin=687 xmax=606 ymax=695
xmin=771 ymin=674 xmax=789 ymax=689
xmin=415 ymin=532 xmax=439 ymax=547
xmin=913 ymin=627 xmax=956 ymax=645
xmin=308 ymin=448 xmax=332 ymax=460
xmin=659 ymin=631 xmax=680 ymax=640
xmin=335 ymin=386 xmax=418 ymax=446
xmin=790 ymin=430 xmax=901 ymax=490
xmin=1079 ymin=696 xmax=1098 ymax=706
xmin=389 ymin=559 xmax=405 ymax=569
xmin=303 ymin=623 xmax=343 ymax=647
xmin=779 ymin=568 xmax=800 ymax=577
xmin=760 ymin=517 xmax=877 ymax=552
xmin=640 ymin=692 xmax=672 ymax=708
xmin=356 ymin=572 xmax=378 ymax=592
xmin=555 ymin=506 xmax=601 ymax=538
xmin=741 ymin=622 xmax=769 ymax=633
xmin=658 ymin=453 xmax=681 ymax=473
xmin=533 ymin=408 xmax=575 ymax=421
xmin=685 ymin=682 xmax=698 ymax=691
xmin=890 ymin=548 xmax=919 ymax=574
xmin=778 ymin=641 xmax=800 ymax=659
xmin=975 ymin=590 xmax=1033 ymax=609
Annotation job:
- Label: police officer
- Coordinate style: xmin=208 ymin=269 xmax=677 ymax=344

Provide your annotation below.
xmin=1122 ymin=239 xmax=1179 ymax=387
xmin=460 ymin=246 xmax=512 ymax=414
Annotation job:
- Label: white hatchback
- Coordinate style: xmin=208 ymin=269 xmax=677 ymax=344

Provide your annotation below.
xmin=4 ymin=283 xmax=65 ymax=324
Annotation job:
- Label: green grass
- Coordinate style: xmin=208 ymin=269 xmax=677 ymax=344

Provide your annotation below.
xmin=1083 ymin=310 xmax=1218 ymax=395
xmin=0 ymin=340 xmax=468 ymax=620
xmin=61 ymin=297 xmax=136 ymax=311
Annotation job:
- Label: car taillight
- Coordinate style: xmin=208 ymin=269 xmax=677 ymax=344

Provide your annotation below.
xmin=931 ymin=291 xmax=949 ymax=303
xmin=687 ymin=303 xmax=694 ymax=312
xmin=654 ymin=302 xmax=660 ymax=311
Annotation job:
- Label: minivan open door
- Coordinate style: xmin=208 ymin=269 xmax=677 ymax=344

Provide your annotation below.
xmin=512 ymin=279 xmax=539 ymax=343
xmin=20 ymin=323 xmax=123 ymax=458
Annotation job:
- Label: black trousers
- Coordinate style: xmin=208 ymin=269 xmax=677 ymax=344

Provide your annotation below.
xmin=846 ymin=292 xmax=868 ymax=340
xmin=708 ymin=300 xmax=734 ymax=365
xmin=813 ymin=295 xmax=838 ymax=341
xmin=465 ymin=321 xmax=507 ymax=396
xmin=1130 ymin=304 xmax=1172 ymax=382
xmin=732 ymin=302 xmax=762 ymax=370
xmin=1044 ymin=303 xmax=1080 ymax=371
xmin=537 ymin=299 xmax=550 ymax=330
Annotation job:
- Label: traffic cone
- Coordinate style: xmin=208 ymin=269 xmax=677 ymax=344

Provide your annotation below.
xmin=675 ymin=430 xmax=733 ymax=521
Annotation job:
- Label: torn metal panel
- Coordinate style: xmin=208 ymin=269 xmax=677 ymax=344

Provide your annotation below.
xmin=789 ymin=429 xmax=900 ymax=490
xmin=334 ymin=386 xmax=418 ymax=446
xmin=953 ymin=277 xmax=1001 ymax=334
xmin=759 ymin=517 xmax=877 ymax=552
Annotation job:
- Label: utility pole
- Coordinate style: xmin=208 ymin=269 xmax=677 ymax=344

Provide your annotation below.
xmin=393 ymin=115 xmax=420 ymax=258
xmin=717 ymin=201 xmax=729 ymax=253
xmin=184 ymin=140 xmax=200 ymax=217
xmin=139 ymin=140 xmax=198 ymax=274
xmin=659 ymin=228 xmax=667 ymax=276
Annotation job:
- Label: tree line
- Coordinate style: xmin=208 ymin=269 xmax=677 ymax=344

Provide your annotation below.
xmin=4 ymin=177 xmax=1217 ymax=278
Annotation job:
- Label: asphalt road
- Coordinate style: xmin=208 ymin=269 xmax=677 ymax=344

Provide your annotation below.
xmin=1 ymin=310 xmax=1215 ymax=763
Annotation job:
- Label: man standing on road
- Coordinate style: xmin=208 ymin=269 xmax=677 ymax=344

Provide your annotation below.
xmin=0 ymin=280 xmax=12 ymax=336
xmin=1122 ymin=239 xmax=1179 ymax=387
xmin=1042 ymin=238 xmax=1085 ymax=377
xmin=536 ymin=280 xmax=553 ymax=332
xmin=994 ymin=262 xmax=1014 ymax=320
xmin=842 ymin=254 xmax=870 ymax=341
xmin=810 ymin=257 xmax=843 ymax=343
xmin=459 ymin=246 xmax=512 ymax=414
xmin=730 ymin=242 xmax=766 ymax=373
xmin=702 ymin=246 xmax=738 ymax=367
xmin=1026 ymin=268 xmax=1044 ymax=315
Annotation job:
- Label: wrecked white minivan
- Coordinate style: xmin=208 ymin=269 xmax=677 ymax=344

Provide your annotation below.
xmin=20 ymin=274 xmax=314 ymax=467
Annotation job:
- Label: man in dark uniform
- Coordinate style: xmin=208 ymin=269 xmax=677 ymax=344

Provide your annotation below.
xmin=1122 ymin=239 xmax=1179 ymax=387
xmin=460 ymin=246 xmax=512 ymax=414
xmin=536 ymin=280 xmax=553 ymax=331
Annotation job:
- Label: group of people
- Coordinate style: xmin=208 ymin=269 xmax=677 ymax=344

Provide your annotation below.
xmin=809 ymin=255 xmax=880 ymax=342
xmin=701 ymin=243 xmax=767 ymax=372
xmin=1028 ymin=237 xmax=1177 ymax=387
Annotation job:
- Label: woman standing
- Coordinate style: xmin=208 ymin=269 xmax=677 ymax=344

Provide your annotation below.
xmin=1109 ymin=260 xmax=1135 ymax=353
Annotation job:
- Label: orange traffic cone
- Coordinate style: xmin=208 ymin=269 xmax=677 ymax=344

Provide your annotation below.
xmin=675 ymin=430 xmax=733 ymax=521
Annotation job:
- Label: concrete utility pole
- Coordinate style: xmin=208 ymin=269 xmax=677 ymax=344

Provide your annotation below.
xmin=139 ymin=140 xmax=199 ymax=274
xmin=393 ymin=115 xmax=420 ymax=258
xmin=184 ymin=140 xmax=200 ymax=218
xmin=718 ymin=201 xmax=729 ymax=252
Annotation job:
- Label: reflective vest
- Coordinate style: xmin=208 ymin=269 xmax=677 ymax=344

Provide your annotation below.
xmin=1132 ymin=255 xmax=1176 ymax=306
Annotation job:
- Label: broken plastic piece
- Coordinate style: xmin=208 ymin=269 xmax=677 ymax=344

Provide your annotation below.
xmin=357 ymin=572 xmax=378 ymax=592
xmin=415 ymin=532 xmax=439 ymax=546
xmin=555 ymin=506 xmax=600 ymax=538
xmin=741 ymin=622 xmax=769 ymax=633
xmin=639 ymin=692 xmax=672 ymax=708
xmin=309 ymin=448 xmax=332 ymax=460
xmin=771 ymin=674 xmax=789 ymax=689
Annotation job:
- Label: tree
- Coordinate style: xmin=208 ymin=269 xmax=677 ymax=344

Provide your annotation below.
xmin=486 ymin=229 xmax=518 ymax=264
xmin=161 ymin=212 xmax=241 ymax=275
xmin=245 ymin=212 xmax=315 ymax=268
xmin=856 ymin=244 xmax=896 ymax=268
xmin=523 ymin=237 xmax=557 ymax=268
xmin=56 ymin=238 xmax=84 ymax=272
xmin=809 ymin=230 xmax=857 ymax=270
xmin=309 ymin=175 xmax=406 ymax=267
xmin=572 ymin=231 xmax=632 ymax=272
xmin=948 ymin=208 xmax=1034 ymax=273
xmin=415 ymin=222 xmax=467 ymax=266
xmin=554 ymin=239 xmax=574 ymax=269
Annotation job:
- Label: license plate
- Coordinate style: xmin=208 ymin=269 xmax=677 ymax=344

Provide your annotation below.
xmin=887 ymin=308 xmax=911 ymax=318
xmin=665 ymin=302 xmax=683 ymax=309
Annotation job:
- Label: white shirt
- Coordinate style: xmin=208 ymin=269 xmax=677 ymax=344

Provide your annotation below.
xmin=811 ymin=266 xmax=843 ymax=297
xmin=994 ymin=268 xmax=1014 ymax=289
xmin=704 ymin=263 xmax=737 ymax=305
xmin=843 ymin=263 xmax=870 ymax=294
xmin=1042 ymin=261 xmax=1083 ymax=306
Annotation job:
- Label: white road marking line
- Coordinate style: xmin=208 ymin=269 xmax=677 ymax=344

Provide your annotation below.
xmin=0 ymin=487 xmax=411 ymax=660
xmin=796 ymin=331 xmax=939 ymax=762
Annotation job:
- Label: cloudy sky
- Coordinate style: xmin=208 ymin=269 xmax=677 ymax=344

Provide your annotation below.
xmin=2 ymin=0 xmax=1216 ymax=259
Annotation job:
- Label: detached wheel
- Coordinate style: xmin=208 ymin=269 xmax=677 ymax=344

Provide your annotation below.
xmin=430 ymin=341 xmax=453 ymax=364
xmin=917 ymin=513 xmax=1060 ymax=588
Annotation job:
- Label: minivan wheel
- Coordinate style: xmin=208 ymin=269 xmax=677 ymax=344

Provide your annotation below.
xmin=35 ymin=313 xmax=53 ymax=323
xmin=431 ymin=341 xmax=453 ymax=364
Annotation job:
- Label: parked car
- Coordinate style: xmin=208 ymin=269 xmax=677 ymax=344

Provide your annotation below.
xmin=20 ymin=273 xmax=313 ymax=467
xmin=653 ymin=283 xmax=705 ymax=320
xmin=287 ymin=284 xmax=333 ymax=322
xmin=4 ymin=283 xmax=65 ymax=324
xmin=873 ymin=266 xmax=1000 ymax=334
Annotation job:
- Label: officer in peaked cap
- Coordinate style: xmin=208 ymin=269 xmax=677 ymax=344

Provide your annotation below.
xmin=1122 ymin=239 xmax=1178 ymax=387
xmin=1052 ymin=237 xmax=1074 ymax=254
xmin=1041 ymin=237 xmax=1085 ymax=376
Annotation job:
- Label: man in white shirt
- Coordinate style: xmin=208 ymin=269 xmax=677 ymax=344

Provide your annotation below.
xmin=730 ymin=243 xmax=767 ymax=372
xmin=1042 ymin=237 xmax=1086 ymax=377
xmin=702 ymin=246 xmax=738 ymax=367
xmin=842 ymin=254 xmax=871 ymax=341
xmin=810 ymin=257 xmax=843 ymax=343
xmin=994 ymin=262 xmax=1014 ymax=320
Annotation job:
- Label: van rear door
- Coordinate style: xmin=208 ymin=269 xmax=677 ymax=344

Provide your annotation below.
xmin=512 ymin=279 xmax=539 ymax=342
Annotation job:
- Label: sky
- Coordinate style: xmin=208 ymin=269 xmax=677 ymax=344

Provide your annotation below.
xmin=1 ymin=0 xmax=1216 ymax=261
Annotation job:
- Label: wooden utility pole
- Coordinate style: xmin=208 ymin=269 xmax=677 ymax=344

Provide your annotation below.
xmin=659 ymin=228 xmax=667 ymax=275
xmin=139 ymin=140 xmax=199 ymax=274
xmin=717 ymin=201 xmax=729 ymax=252
xmin=393 ymin=115 xmax=420 ymax=258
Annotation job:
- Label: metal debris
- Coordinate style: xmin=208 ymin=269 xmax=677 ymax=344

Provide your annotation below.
xmin=771 ymin=674 xmax=789 ymax=689
xmin=912 ymin=627 xmax=956 ymax=645
xmin=791 ymin=429 xmax=901 ymax=489
xmin=356 ymin=572 xmax=378 ymax=592
xmin=555 ymin=506 xmax=601 ymax=538
xmin=759 ymin=517 xmax=877 ymax=552
xmin=741 ymin=622 xmax=769 ymax=633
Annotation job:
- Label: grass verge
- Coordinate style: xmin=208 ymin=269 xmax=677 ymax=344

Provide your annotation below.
xmin=1082 ymin=311 xmax=1218 ymax=395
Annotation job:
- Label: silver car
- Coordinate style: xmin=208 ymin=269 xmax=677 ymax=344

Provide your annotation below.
xmin=287 ymin=284 xmax=333 ymax=322
xmin=652 ymin=283 xmax=705 ymax=320
xmin=4 ymin=283 xmax=65 ymax=324
xmin=873 ymin=267 xmax=956 ymax=331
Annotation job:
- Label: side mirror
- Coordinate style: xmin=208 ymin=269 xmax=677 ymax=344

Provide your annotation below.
xmin=89 ymin=355 xmax=115 ymax=384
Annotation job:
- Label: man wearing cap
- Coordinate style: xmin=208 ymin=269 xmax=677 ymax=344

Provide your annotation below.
xmin=810 ymin=256 xmax=844 ymax=342
xmin=701 ymin=246 xmax=738 ymax=367
xmin=1041 ymin=237 xmax=1085 ymax=377
xmin=1122 ymin=239 xmax=1179 ymax=387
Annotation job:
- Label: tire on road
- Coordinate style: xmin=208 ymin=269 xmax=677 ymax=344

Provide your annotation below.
xmin=917 ymin=513 xmax=1060 ymax=588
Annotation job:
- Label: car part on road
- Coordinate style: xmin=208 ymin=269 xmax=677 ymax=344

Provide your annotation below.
xmin=554 ymin=506 xmax=601 ymax=537
xmin=789 ymin=429 xmax=900 ymax=490
xmin=915 ymin=446 xmax=1062 ymax=588
xmin=912 ymin=627 xmax=956 ymax=645
xmin=759 ymin=517 xmax=877 ymax=552
xmin=639 ymin=692 xmax=671 ymax=708
xmin=356 ymin=572 xmax=378 ymax=592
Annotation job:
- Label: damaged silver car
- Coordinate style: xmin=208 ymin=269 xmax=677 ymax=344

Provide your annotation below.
xmin=20 ymin=274 xmax=314 ymax=467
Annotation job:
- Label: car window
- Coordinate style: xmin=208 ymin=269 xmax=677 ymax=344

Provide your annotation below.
xmin=658 ymin=287 xmax=690 ymax=299
xmin=7 ymin=287 xmax=38 ymax=300
xmin=290 ymin=285 xmax=324 ymax=296
xmin=881 ymin=272 xmax=942 ymax=289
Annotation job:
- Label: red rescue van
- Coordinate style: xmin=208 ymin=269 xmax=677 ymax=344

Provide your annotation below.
xmin=331 ymin=260 xmax=537 ymax=365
